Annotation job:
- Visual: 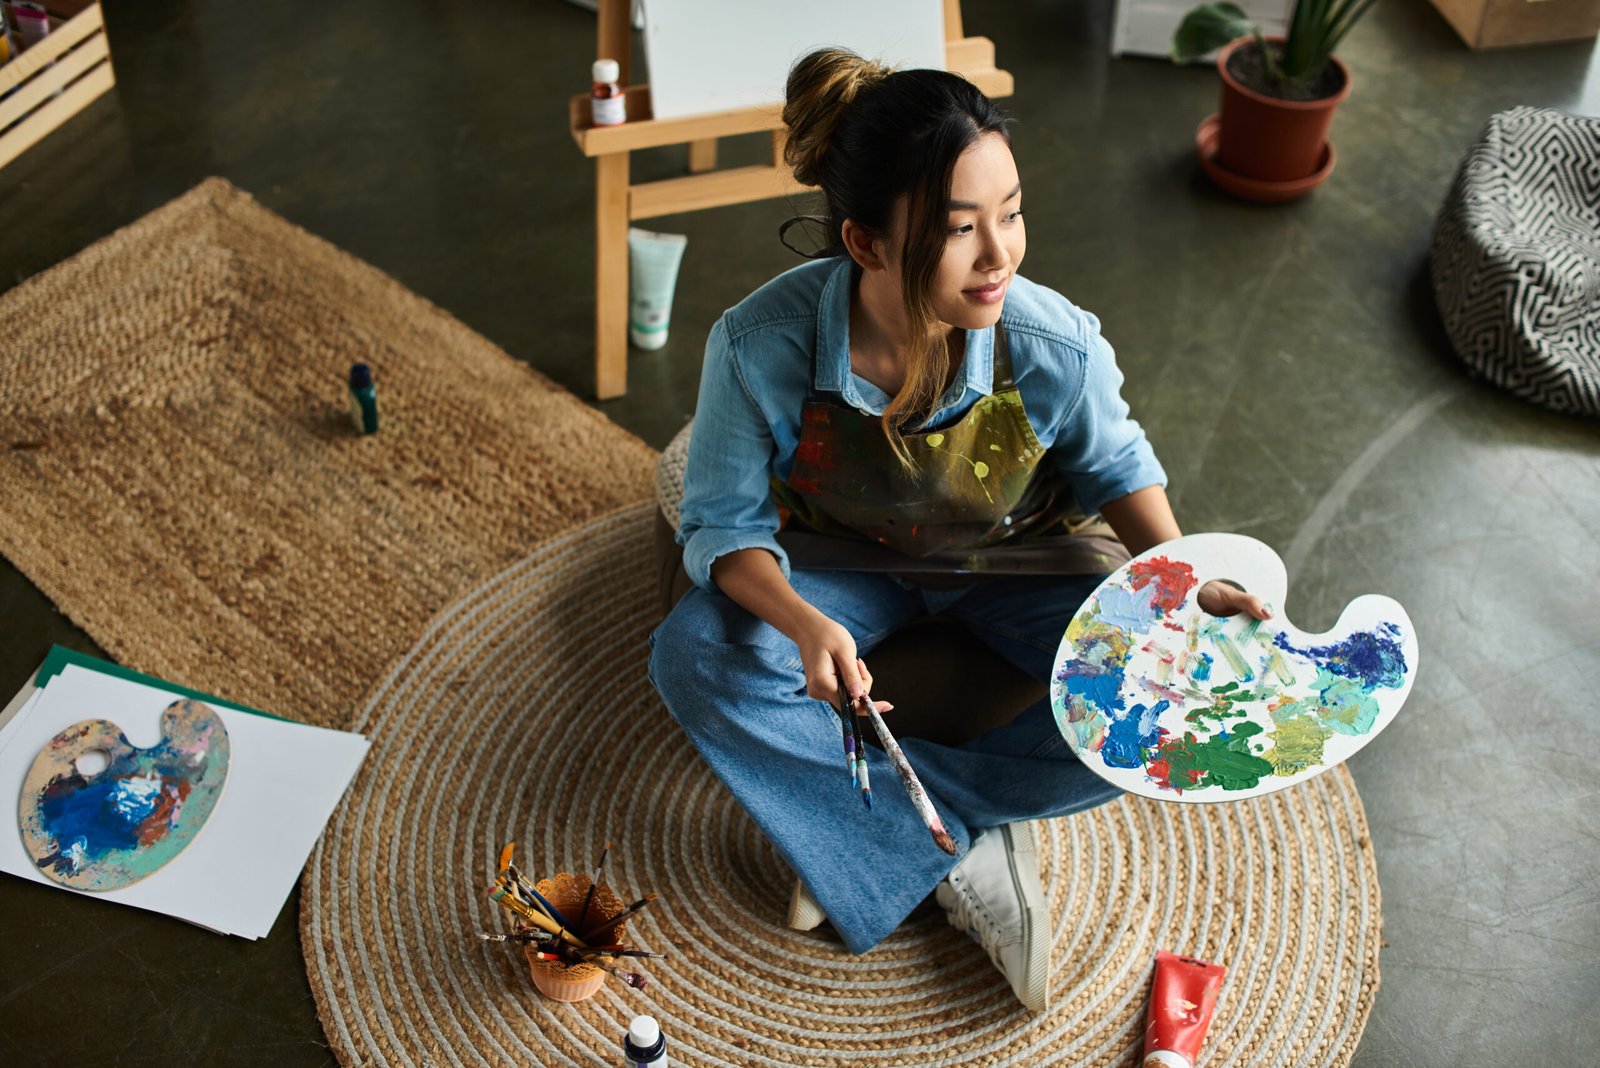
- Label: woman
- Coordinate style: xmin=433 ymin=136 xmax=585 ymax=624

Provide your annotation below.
xmin=648 ymin=48 xmax=1267 ymax=1013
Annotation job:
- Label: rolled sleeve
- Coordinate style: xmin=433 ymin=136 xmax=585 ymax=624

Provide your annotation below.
xmin=677 ymin=317 xmax=792 ymax=591
xmin=1052 ymin=320 xmax=1167 ymax=515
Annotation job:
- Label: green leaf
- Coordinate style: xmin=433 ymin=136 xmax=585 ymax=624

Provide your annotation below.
xmin=1170 ymin=3 xmax=1258 ymax=64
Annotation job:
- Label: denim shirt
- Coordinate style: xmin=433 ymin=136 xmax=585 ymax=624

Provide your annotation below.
xmin=677 ymin=255 xmax=1168 ymax=591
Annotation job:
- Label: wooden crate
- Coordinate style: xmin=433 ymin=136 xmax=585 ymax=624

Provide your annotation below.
xmin=0 ymin=2 xmax=115 ymax=171
xmin=1429 ymin=0 xmax=1600 ymax=48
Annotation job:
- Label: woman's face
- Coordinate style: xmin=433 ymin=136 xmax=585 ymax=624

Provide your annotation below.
xmin=929 ymin=131 xmax=1026 ymax=330
xmin=871 ymin=130 xmax=1025 ymax=332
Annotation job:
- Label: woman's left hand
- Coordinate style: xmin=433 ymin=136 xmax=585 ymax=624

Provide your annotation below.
xmin=1197 ymin=580 xmax=1273 ymax=620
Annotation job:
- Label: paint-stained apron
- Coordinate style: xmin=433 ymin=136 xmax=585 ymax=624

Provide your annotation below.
xmin=770 ymin=324 xmax=1130 ymax=579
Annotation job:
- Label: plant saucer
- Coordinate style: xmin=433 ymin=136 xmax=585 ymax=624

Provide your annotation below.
xmin=1195 ymin=113 xmax=1336 ymax=203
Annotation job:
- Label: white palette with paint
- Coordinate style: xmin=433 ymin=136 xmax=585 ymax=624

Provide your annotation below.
xmin=1051 ymin=533 xmax=1418 ymax=803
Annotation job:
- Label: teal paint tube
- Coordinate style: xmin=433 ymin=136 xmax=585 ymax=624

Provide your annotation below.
xmin=348 ymin=363 xmax=378 ymax=434
xmin=627 ymin=228 xmax=687 ymax=351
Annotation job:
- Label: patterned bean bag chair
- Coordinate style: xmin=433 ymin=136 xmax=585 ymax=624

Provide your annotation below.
xmin=1430 ymin=106 xmax=1600 ymax=417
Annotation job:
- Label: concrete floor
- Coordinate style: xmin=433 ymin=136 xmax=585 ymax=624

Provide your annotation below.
xmin=2 ymin=1 xmax=1597 ymax=1064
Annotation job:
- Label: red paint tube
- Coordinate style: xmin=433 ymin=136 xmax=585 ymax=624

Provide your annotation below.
xmin=1143 ymin=950 xmax=1227 ymax=1068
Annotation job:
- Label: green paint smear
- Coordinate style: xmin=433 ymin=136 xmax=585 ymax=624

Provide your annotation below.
xmin=1264 ymin=714 xmax=1332 ymax=776
xmin=1269 ymin=696 xmax=1316 ymax=723
xmin=1159 ymin=721 xmax=1275 ymax=791
xmin=1214 ymin=632 xmax=1254 ymax=680
xmin=1186 ymin=682 xmax=1249 ymax=727
xmin=1257 ymin=632 xmax=1296 ymax=685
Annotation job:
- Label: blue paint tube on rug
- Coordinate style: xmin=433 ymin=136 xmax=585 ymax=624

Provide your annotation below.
xmin=622 ymin=1015 xmax=667 ymax=1067
xmin=627 ymin=228 xmax=687 ymax=351
xmin=348 ymin=363 xmax=379 ymax=434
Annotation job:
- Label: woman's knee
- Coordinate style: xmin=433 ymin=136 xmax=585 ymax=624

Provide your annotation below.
xmin=648 ymin=588 xmax=798 ymax=710
xmin=648 ymin=596 xmax=712 ymax=700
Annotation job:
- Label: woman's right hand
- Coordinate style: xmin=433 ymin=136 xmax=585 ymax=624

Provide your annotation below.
xmin=795 ymin=615 xmax=892 ymax=714
xmin=708 ymin=548 xmax=892 ymax=713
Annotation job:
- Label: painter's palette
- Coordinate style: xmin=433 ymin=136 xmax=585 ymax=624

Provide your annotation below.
xmin=1051 ymin=534 xmax=1417 ymax=803
xmin=18 ymin=700 xmax=230 ymax=890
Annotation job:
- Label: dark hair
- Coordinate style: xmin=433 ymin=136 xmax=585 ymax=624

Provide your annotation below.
xmin=781 ymin=48 xmax=1012 ymax=465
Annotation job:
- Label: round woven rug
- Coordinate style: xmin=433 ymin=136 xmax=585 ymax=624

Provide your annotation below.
xmin=302 ymin=505 xmax=1382 ymax=1067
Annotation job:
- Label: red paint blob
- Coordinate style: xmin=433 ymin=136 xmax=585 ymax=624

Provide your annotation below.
xmin=1147 ymin=755 xmax=1177 ymax=792
xmin=1129 ymin=556 xmax=1199 ymax=614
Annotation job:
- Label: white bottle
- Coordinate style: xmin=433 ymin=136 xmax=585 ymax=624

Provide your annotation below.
xmin=623 ymin=1015 xmax=667 ymax=1067
xmin=591 ymin=59 xmax=627 ymax=127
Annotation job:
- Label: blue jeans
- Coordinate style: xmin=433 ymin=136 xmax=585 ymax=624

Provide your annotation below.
xmin=646 ymin=569 xmax=1124 ymax=955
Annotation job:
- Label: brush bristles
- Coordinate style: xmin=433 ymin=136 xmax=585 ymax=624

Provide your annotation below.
xmin=932 ymin=828 xmax=957 ymax=856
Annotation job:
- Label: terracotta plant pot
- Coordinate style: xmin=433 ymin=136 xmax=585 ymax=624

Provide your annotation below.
xmin=1216 ymin=35 xmax=1351 ymax=184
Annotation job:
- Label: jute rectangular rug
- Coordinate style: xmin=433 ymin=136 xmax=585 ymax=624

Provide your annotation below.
xmin=0 ymin=177 xmax=656 ymax=729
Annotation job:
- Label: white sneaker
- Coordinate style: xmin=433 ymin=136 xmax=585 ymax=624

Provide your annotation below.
xmin=786 ymin=877 xmax=825 ymax=931
xmin=935 ymin=822 xmax=1049 ymax=1012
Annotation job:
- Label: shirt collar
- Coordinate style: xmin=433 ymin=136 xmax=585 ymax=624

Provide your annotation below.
xmin=814 ymin=256 xmax=995 ymax=414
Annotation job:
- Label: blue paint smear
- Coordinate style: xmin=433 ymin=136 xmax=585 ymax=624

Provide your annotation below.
xmin=1096 ymin=583 xmax=1159 ymax=632
xmin=38 ymin=777 xmax=151 ymax=855
xmin=1057 ymin=629 xmax=1131 ymax=717
xmin=1060 ymin=665 xmax=1126 ymax=716
xmin=1190 ymin=652 xmax=1213 ymax=682
xmin=1274 ymin=627 xmax=1407 ymax=690
xmin=1102 ymin=699 xmax=1169 ymax=768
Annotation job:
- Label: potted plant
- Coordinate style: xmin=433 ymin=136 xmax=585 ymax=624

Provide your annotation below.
xmin=1172 ymin=0 xmax=1379 ymax=191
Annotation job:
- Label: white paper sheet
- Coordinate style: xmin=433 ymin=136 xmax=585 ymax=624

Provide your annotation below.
xmin=0 ymin=664 xmax=369 ymax=938
xmin=0 ymin=688 xmax=42 ymax=758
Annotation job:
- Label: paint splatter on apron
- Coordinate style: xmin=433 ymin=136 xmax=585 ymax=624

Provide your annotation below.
xmin=771 ymin=324 xmax=1129 ymax=578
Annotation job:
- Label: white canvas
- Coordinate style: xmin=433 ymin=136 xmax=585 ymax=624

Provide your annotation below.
xmin=640 ymin=0 xmax=947 ymax=121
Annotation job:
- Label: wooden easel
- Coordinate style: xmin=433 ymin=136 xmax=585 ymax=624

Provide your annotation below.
xmin=568 ymin=0 xmax=1012 ymax=399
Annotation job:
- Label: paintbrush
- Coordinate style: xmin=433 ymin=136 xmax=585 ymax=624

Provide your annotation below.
xmin=856 ymin=694 xmax=957 ymax=855
xmin=575 ymin=840 xmax=612 ymax=932
xmin=498 ymin=842 xmax=567 ymax=923
xmin=581 ymin=956 xmax=649 ymax=990
xmin=496 ymin=843 xmax=556 ymax=920
xmin=478 ymin=931 xmax=551 ymax=945
xmin=832 ymin=697 xmax=857 ymax=786
xmin=848 ymin=696 xmax=871 ymax=809
xmin=497 ymin=870 xmax=551 ymax=918
xmin=505 ymin=864 xmax=580 ymax=931
xmin=581 ymin=892 xmax=657 ymax=942
xmin=487 ymin=885 xmax=589 ymax=949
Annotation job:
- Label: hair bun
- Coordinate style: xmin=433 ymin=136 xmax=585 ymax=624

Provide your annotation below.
xmin=781 ymin=48 xmax=893 ymax=188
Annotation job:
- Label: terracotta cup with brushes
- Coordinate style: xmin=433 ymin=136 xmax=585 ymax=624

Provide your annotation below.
xmin=524 ymin=871 xmax=628 ymax=1002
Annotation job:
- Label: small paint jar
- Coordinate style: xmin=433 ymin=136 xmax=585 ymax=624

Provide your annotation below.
xmin=524 ymin=872 xmax=629 ymax=1002
xmin=348 ymin=363 xmax=378 ymax=434
xmin=591 ymin=59 xmax=626 ymax=127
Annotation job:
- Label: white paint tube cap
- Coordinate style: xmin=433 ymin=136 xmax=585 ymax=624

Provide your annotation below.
xmin=630 ymin=325 xmax=668 ymax=350
xmin=628 ymin=1015 xmax=660 ymax=1047
xmin=1144 ymin=1051 xmax=1193 ymax=1068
